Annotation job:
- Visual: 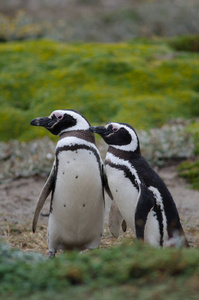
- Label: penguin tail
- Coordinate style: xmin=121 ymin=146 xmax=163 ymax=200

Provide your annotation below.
xmin=166 ymin=230 xmax=190 ymax=248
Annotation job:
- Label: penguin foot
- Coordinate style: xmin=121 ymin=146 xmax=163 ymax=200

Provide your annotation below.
xmin=48 ymin=250 xmax=56 ymax=258
xmin=165 ymin=231 xmax=189 ymax=248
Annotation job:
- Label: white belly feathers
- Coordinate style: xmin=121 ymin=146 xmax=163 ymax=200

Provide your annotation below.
xmin=106 ymin=165 xmax=138 ymax=229
xmin=105 ymin=152 xmax=140 ymax=230
xmin=48 ymin=138 xmax=104 ymax=251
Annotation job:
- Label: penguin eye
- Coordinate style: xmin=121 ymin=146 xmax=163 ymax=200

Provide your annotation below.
xmin=58 ymin=115 xmax=62 ymax=119
xmin=112 ymin=125 xmax=118 ymax=132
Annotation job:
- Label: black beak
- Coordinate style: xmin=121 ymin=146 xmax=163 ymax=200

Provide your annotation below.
xmin=89 ymin=126 xmax=111 ymax=136
xmin=30 ymin=117 xmax=56 ymax=128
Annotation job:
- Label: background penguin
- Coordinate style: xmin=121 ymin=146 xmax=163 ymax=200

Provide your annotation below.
xmin=30 ymin=109 xmax=106 ymax=257
xmin=90 ymin=122 xmax=189 ymax=247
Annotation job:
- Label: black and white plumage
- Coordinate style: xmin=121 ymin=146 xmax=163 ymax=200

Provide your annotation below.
xmin=30 ymin=109 xmax=106 ymax=257
xmin=90 ymin=122 xmax=189 ymax=247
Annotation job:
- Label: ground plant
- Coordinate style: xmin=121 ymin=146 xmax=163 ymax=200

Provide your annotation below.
xmin=0 ymin=38 xmax=199 ymax=142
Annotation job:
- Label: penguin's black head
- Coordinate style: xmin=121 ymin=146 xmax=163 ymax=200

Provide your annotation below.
xmin=90 ymin=122 xmax=140 ymax=152
xmin=30 ymin=109 xmax=90 ymax=135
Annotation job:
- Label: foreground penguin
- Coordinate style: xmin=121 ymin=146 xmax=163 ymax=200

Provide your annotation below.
xmin=90 ymin=122 xmax=189 ymax=247
xmin=30 ymin=109 xmax=105 ymax=257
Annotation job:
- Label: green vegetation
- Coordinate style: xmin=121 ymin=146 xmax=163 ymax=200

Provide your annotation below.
xmin=177 ymin=121 xmax=199 ymax=190
xmin=186 ymin=121 xmax=199 ymax=156
xmin=1 ymin=240 xmax=199 ymax=300
xmin=0 ymin=38 xmax=199 ymax=142
xmin=0 ymin=11 xmax=47 ymax=42
xmin=178 ymin=160 xmax=199 ymax=190
xmin=168 ymin=35 xmax=199 ymax=52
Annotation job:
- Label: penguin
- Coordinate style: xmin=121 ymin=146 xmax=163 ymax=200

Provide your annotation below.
xmin=90 ymin=122 xmax=189 ymax=247
xmin=30 ymin=109 xmax=108 ymax=257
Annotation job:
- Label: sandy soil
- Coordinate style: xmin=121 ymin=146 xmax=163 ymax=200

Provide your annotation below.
xmin=0 ymin=165 xmax=199 ymax=250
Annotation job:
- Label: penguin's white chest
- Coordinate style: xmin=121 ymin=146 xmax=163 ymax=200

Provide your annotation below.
xmin=55 ymin=150 xmax=101 ymax=206
xmin=106 ymin=165 xmax=139 ymax=229
xmin=48 ymin=148 xmax=104 ymax=249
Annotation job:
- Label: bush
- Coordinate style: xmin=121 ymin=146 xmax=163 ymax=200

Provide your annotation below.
xmin=168 ymin=35 xmax=199 ymax=52
xmin=0 ymin=11 xmax=48 ymax=42
xmin=178 ymin=160 xmax=199 ymax=190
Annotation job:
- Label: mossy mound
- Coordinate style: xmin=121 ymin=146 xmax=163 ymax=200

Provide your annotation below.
xmin=1 ymin=240 xmax=199 ymax=299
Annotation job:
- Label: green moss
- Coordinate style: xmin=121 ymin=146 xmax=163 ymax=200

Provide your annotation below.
xmin=0 ymin=39 xmax=199 ymax=141
xmin=168 ymin=35 xmax=199 ymax=52
xmin=178 ymin=159 xmax=199 ymax=190
xmin=185 ymin=122 xmax=199 ymax=156
xmin=1 ymin=240 xmax=199 ymax=299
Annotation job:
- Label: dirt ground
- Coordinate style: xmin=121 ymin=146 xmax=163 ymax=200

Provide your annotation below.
xmin=1 ymin=165 xmax=199 ymax=254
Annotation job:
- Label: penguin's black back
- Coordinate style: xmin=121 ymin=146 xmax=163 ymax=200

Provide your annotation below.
xmin=132 ymin=153 xmax=185 ymax=238
xmin=108 ymin=146 xmax=185 ymax=239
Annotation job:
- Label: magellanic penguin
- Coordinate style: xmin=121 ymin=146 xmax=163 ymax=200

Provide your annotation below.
xmin=90 ymin=122 xmax=189 ymax=248
xmin=30 ymin=109 xmax=108 ymax=257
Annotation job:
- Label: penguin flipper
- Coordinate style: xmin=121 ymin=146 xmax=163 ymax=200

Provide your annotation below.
xmin=32 ymin=165 xmax=56 ymax=233
xmin=102 ymin=164 xmax=113 ymax=200
xmin=135 ymin=183 xmax=154 ymax=240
